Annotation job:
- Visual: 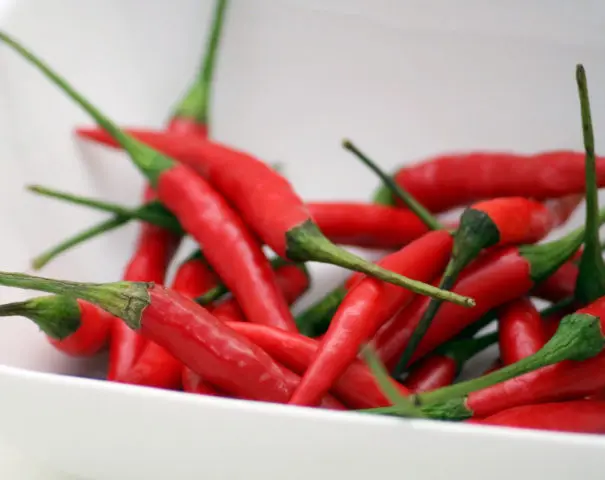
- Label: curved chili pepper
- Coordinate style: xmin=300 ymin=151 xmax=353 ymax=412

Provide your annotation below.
xmin=108 ymin=186 xmax=180 ymax=382
xmin=406 ymin=331 xmax=497 ymax=393
xmin=371 ymin=151 xmax=605 ymax=214
xmin=0 ymin=34 xmax=301 ymax=334
xmin=475 ymin=401 xmax=605 ymax=434
xmin=228 ymin=322 xmax=409 ymax=409
xmin=0 ymin=271 xmax=344 ymax=408
xmin=498 ymin=298 xmax=547 ymax=365
xmin=398 ymin=195 xmax=576 ymax=370
xmin=0 ymin=296 xmax=110 ymax=357
xmin=289 ymin=230 xmax=454 ymax=407
xmin=531 ymin=251 xmax=581 ymax=303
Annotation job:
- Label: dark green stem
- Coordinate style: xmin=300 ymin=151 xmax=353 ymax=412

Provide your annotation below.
xmin=0 ymin=271 xmax=150 ymax=329
xmin=28 ymin=185 xmax=182 ymax=234
xmin=286 ymin=220 xmax=475 ymax=307
xmin=170 ymin=0 xmax=229 ymax=127
xmin=0 ymin=31 xmax=173 ymax=184
xmin=32 ymin=216 xmax=129 ymax=270
xmin=0 ymin=295 xmax=81 ymax=339
xmin=343 ymin=139 xmax=442 ymax=231
xmin=574 ymin=64 xmax=605 ymax=305
xmin=295 ymin=284 xmax=347 ymax=337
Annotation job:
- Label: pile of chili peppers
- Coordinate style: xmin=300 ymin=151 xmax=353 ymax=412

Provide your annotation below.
xmin=2 ymin=1 xmax=605 ymax=437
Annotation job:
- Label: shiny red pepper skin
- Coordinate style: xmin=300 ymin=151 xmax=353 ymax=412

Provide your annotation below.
xmin=289 ymin=230 xmax=453 ymax=407
xmin=465 ymin=296 xmax=605 ymax=417
xmin=532 ymin=249 xmax=582 ymax=303
xmin=211 ymin=301 xmax=246 ymax=323
xmin=166 ymin=119 xmax=209 ymax=138
xmin=108 ymin=187 xmax=180 ymax=381
xmin=389 ymin=150 xmax=604 ymax=213
xmin=374 ymin=248 xmax=534 ymax=370
xmin=228 ymin=322 xmax=409 ymax=409
xmin=307 ymin=202 xmax=429 ymax=249
xmin=157 ymin=164 xmax=296 ymax=332
xmin=119 ymin=254 xmax=217 ymax=390
xmin=47 ymin=299 xmax=112 ymax=356
xmin=498 ymin=298 xmax=547 ymax=365
xmin=138 ymin=286 xmax=291 ymax=402
xmin=405 ymin=355 xmax=457 ymax=394
xmin=475 ymin=401 xmax=605 ymax=434
xmin=472 ymin=197 xmax=560 ymax=246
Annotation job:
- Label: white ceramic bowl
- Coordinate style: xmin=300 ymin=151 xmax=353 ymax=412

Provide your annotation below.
xmin=1 ymin=0 xmax=605 ymax=478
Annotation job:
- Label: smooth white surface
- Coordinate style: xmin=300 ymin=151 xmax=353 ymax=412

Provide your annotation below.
xmin=0 ymin=0 xmax=604 ymax=478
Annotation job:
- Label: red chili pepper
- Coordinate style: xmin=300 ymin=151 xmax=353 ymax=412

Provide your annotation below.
xmin=398 ymin=195 xmax=576 ymax=371
xmin=295 ymin=284 xmax=348 ymax=337
xmin=108 ymin=187 xmax=180 ymax=382
xmin=307 ymin=202 xmax=431 ymax=249
xmin=0 ymin=296 xmax=110 ymax=357
xmin=371 ymin=151 xmax=605 ymax=214
xmin=227 ymin=322 xmax=409 ymax=409
xmin=475 ymin=400 xmax=605 ymax=434
xmin=289 ymin=230 xmax=454 ymax=407
xmin=531 ymin=252 xmax=580 ymax=303
xmin=406 ymin=332 xmax=497 ymax=393
xmin=0 ymin=271 xmax=344 ymax=408
xmin=498 ymin=298 xmax=547 ymax=365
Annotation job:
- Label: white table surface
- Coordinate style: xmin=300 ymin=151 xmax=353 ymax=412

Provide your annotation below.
xmin=0 ymin=440 xmax=76 ymax=479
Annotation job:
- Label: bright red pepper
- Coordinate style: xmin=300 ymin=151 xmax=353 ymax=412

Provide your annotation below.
xmin=475 ymin=400 xmax=605 ymax=434
xmin=498 ymin=298 xmax=547 ymax=365
xmin=228 ymin=322 xmax=409 ymax=409
xmin=308 ymin=202 xmax=430 ymax=249
xmin=0 ymin=271 xmax=344 ymax=408
xmin=181 ymin=367 xmax=219 ymax=396
xmin=531 ymin=253 xmax=580 ymax=303
xmin=373 ymin=151 xmax=605 ymax=213
xmin=289 ymin=230 xmax=454 ymax=407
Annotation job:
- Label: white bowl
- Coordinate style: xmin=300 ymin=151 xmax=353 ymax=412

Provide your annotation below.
xmin=1 ymin=0 xmax=605 ymax=478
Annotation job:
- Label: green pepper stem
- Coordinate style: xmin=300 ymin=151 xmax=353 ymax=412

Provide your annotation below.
xmin=342 ymin=139 xmax=442 ymax=231
xmin=28 ymin=185 xmax=182 ymax=234
xmin=170 ymin=0 xmax=229 ymax=128
xmin=574 ymin=64 xmax=605 ymax=305
xmin=372 ymin=184 xmax=396 ymax=206
xmin=295 ymin=284 xmax=347 ymax=337
xmin=32 ymin=216 xmax=128 ymax=270
xmin=0 ymin=271 xmax=150 ymax=329
xmin=0 ymin=295 xmax=81 ymax=339
xmin=0 ymin=31 xmax=173 ymax=185
xmin=286 ymin=220 xmax=475 ymax=307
